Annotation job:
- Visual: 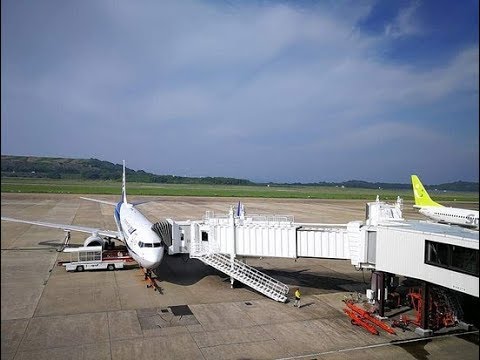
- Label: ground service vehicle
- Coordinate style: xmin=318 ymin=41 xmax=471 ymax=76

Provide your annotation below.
xmin=61 ymin=246 xmax=134 ymax=272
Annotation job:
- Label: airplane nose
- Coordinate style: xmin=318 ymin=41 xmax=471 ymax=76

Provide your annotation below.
xmin=142 ymin=249 xmax=164 ymax=269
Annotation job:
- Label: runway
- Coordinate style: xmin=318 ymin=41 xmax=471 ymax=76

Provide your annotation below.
xmin=1 ymin=193 xmax=478 ymax=359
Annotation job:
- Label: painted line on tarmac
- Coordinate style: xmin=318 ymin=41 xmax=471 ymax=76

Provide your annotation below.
xmin=276 ymin=330 xmax=480 ymax=360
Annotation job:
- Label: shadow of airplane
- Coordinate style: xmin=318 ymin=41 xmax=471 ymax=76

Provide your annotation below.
xmin=152 ymin=253 xmax=225 ymax=286
xmin=38 ymin=240 xmax=82 ymax=249
xmin=151 ymin=256 xmax=365 ymax=298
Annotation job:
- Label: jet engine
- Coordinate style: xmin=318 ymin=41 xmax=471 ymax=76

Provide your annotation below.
xmin=83 ymin=235 xmax=107 ymax=248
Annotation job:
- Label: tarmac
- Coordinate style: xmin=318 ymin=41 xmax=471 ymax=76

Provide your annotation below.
xmin=1 ymin=193 xmax=479 ymax=359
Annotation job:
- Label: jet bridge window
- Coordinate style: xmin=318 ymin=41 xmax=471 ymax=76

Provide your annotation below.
xmin=201 ymin=231 xmax=208 ymax=242
xmin=425 ymin=240 xmax=479 ymax=277
xmin=425 ymin=241 xmax=449 ymax=266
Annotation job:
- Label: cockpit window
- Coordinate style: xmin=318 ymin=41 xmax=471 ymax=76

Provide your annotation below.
xmin=138 ymin=241 xmax=161 ymax=248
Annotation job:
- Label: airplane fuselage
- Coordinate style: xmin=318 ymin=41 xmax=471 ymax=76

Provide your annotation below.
xmin=114 ymin=202 xmax=164 ymax=269
xmin=418 ymin=206 xmax=479 ymax=229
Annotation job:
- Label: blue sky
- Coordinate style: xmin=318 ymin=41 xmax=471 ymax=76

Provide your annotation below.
xmin=1 ymin=0 xmax=478 ymax=184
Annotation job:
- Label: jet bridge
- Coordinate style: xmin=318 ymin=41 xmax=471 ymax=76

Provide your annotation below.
xmin=165 ymin=204 xmax=356 ymax=302
xmin=166 ymin=205 xmax=358 ymax=261
xmin=165 ymin=196 xmax=478 ymax=299
xmin=166 ymin=196 xmax=403 ymax=261
xmin=163 ymin=197 xmax=478 ymax=336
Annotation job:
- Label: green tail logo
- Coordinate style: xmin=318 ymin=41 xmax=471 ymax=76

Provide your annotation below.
xmin=411 ymin=175 xmax=442 ymax=207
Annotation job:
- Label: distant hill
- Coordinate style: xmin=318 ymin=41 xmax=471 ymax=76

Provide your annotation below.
xmin=0 ymin=155 xmax=253 ymax=185
xmin=1 ymin=155 xmax=478 ymax=191
xmin=283 ymin=179 xmax=479 ymax=192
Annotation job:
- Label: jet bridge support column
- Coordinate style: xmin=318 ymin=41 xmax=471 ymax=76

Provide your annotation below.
xmin=371 ymin=271 xmax=386 ymax=317
xmin=420 ymin=281 xmax=430 ymax=331
xmin=229 ymin=206 xmax=236 ymax=288
xmin=377 ymin=271 xmax=385 ymax=317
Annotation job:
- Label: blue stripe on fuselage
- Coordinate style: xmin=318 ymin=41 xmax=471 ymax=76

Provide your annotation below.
xmin=115 ymin=201 xmax=122 ymax=223
xmin=115 ymin=201 xmax=139 ymax=258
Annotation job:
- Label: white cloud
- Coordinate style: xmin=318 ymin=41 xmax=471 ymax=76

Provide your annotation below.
xmin=2 ymin=0 xmax=478 ymax=182
xmin=385 ymin=1 xmax=423 ymax=38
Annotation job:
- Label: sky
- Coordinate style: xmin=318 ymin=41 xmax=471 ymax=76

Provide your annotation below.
xmin=1 ymin=0 xmax=478 ymax=184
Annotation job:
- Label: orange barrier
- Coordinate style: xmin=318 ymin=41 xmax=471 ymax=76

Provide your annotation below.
xmin=343 ymin=308 xmax=379 ymax=335
xmin=346 ymin=301 xmax=396 ymax=335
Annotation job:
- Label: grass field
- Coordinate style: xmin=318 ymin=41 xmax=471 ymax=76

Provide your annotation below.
xmin=1 ymin=177 xmax=478 ymax=202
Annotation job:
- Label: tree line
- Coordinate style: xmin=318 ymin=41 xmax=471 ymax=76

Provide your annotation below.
xmin=1 ymin=155 xmax=478 ymax=191
xmin=1 ymin=156 xmax=253 ymax=185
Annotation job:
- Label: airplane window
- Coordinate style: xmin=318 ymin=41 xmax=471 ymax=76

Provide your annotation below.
xmin=144 ymin=243 xmax=153 ymax=247
xmin=138 ymin=242 xmax=144 ymax=247
xmin=153 ymin=243 xmax=161 ymax=247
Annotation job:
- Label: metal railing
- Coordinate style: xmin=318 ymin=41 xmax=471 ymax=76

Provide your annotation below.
xmin=204 ymin=253 xmax=289 ymax=296
xmin=190 ymin=217 xmax=290 ymax=302
xmin=192 ymin=250 xmax=289 ymax=302
xmin=190 ymin=241 xmax=220 ymax=257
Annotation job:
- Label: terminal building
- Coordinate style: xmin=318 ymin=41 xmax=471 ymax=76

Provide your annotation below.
xmin=158 ymin=197 xmax=478 ymax=334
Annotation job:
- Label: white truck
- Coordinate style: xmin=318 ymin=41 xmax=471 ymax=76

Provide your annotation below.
xmin=61 ymin=246 xmax=134 ymax=272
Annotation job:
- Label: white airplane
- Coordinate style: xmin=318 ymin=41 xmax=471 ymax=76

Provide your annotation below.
xmin=411 ymin=175 xmax=479 ymax=229
xmin=1 ymin=161 xmax=166 ymax=276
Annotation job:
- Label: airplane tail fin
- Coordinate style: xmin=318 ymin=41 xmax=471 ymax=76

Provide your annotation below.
xmin=122 ymin=160 xmax=128 ymax=204
xmin=411 ymin=175 xmax=442 ymax=207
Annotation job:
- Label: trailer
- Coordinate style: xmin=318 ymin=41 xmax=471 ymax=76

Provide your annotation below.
xmin=60 ymin=246 xmax=135 ymax=272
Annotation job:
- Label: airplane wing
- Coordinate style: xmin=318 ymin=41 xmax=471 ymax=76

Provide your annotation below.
xmin=79 ymin=197 xmax=118 ymax=206
xmin=81 ymin=196 xmax=154 ymax=207
xmin=0 ymin=216 xmax=122 ymax=241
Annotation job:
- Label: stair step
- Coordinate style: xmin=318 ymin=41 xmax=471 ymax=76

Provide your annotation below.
xmin=195 ymin=252 xmax=289 ymax=302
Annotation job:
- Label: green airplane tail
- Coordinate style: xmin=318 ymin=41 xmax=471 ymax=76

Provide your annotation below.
xmin=411 ymin=175 xmax=442 ymax=207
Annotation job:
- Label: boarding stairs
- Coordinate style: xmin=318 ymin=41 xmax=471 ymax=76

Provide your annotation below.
xmin=190 ymin=244 xmax=289 ymax=302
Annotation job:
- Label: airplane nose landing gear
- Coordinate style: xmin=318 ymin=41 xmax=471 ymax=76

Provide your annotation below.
xmin=142 ymin=268 xmax=161 ymax=292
